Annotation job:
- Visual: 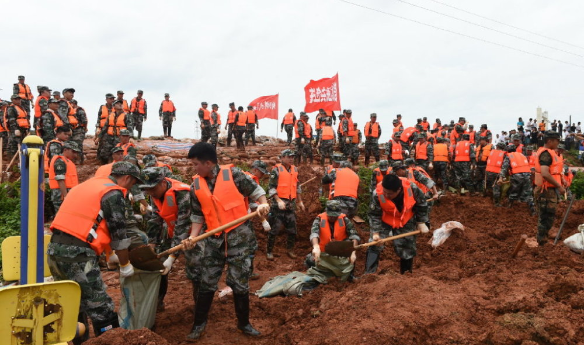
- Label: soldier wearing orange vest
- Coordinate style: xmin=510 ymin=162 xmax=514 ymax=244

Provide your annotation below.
xmin=412 ymin=133 xmax=433 ymax=171
xmin=38 ymin=98 xmax=64 ymax=144
xmin=386 ymin=131 xmax=405 ymax=165
xmin=49 ymin=141 xmax=80 ymax=213
xmin=48 ymin=161 xmax=142 ymax=339
xmin=498 ymin=145 xmax=535 ymax=214
xmin=307 ymin=200 xmax=360 ymax=281
xmin=130 ymin=90 xmax=147 ymax=139
xmin=233 ymin=106 xmax=247 ymax=150
xmin=44 ymin=126 xmax=71 ymax=176
xmin=280 ymin=108 xmax=296 ymax=145
xmin=349 ymin=122 xmax=362 ymax=166
xmin=512 ymin=134 xmax=526 ymax=155
xmin=198 ymin=101 xmax=212 ymax=143
xmin=70 ymin=99 xmax=88 ymax=164
xmin=209 ymin=104 xmax=222 ymax=148
xmin=244 ymin=105 xmax=259 ymax=146
xmin=115 ymin=129 xmax=137 ymax=157
xmin=365 ymin=173 xmax=429 ymax=274
xmin=5 ymin=94 xmax=30 ymax=155
xmin=321 ymin=163 xmax=360 ymax=218
xmin=13 ymin=75 xmax=33 ymax=114
xmin=451 ymin=133 xmax=476 ymax=194
xmin=370 ymin=160 xmax=391 ymax=193
xmin=364 ymin=113 xmax=382 ymax=166
xmin=33 ymin=86 xmax=51 ymax=130
xmin=421 ymin=117 xmax=430 ymax=132
xmin=314 ymin=109 xmax=326 ymax=147
xmin=467 ymin=124 xmax=476 ymax=144
xmin=58 ymin=88 xmax=77 ymax=127
xmin=116 ymin=90 xmax=130 ymax=113
xmin=432 ymin=137 xmax=450 ymax=191
xmin=267 ymin=149 xmax=305 ymax=261
xmin=474 ymin=136 xmax=492 ymax=194
xmin=98 ymin=99 xmax=129 ymax=164
xmin=294 ymin=112 xmax=313 ymax=165
xmin=341 ymin=109 xmax=355 ymax=159
xmin=0 ymin=100 xmax=8 ymax=153
xmin=433 ymin=118 xmax=442 ymax=131
xmin=534 ymin=131 xmax=566 ymax=245
xmin=95 ymin=93 xmax=115 ymax=163
xmin=485 ymin=142 xmax=507 ymax=206
xmin=337 ymin=112 xmax=346 ymax=152
xmin=159 ymin=93 xmax=176 ymax=138
xmin=182 ymin=142 xmax=269 ymax=340
xmin=225 ymin=102 xmax=238 ymax=147
xmin=318 ymin=116 xmax=336 ymax=166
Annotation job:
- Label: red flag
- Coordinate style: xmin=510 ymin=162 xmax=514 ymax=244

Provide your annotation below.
xmin=304 ymin=73 xmax=341 ymax=113
xmin=249 ymin=94 xmax=279 ymax=120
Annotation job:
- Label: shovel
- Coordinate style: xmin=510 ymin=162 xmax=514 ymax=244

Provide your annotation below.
xmin=325 ymin=230 xmax=422 ymax=257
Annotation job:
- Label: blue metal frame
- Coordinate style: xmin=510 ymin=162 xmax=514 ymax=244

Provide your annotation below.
xmin=36 ymin=145 xmax=45 ymax=282
xmin=20 ymin=144 xmax=29 ymax=285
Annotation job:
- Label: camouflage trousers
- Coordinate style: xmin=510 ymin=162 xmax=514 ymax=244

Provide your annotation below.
xmin=71 ymin=127 xmax=85 ymax=160
xmin=50 ymin=188 xmax=68 ymax=214
xmin=364 ymin=139 xmax=380 ymax=161
xmin=342 ymin=136 xmax=353 ymax=158
xmin=131 ymin=113 xmax=145 ymax=135
xmin=226 ymin=124 xmax=234 ymax=146
xmin=162 ymin=112 xmax=174 ymax=129
xmin=21 ymin=99 xmax=31 ymax=114
xmin=416 ymin=159 xmax=429 ymax=172
xmin=183 ymin=241 xmax=205 ymax=283
xmin=268 ymin=202 xmax=297 ymax=236
xmin=319 ymin=139 xmax=334 ymax=165
xmin=8 ymin=131 xmax=25 ymax=156
xmin=199 ymin=223 xmax=255 ymax=294
xmin=295 ymin=138 xmax=312 ymax=164
xmin=452 ymin=161 xmax=474 ymax=192
xmin=98 ymin=134 xmax=119 ymax=164
xmin=314 ymin=129 xmax=322 ymax=146
xmin=210 ymin=125 xmax=219 ymax=147
xmin=200 ymin=125 xmax=211 ymax=142
xmin=235 ymin=126 xmax=246 ymax=149
xmin=338 ymin=133 xmax=344 ymax=152
xmin=333 ymin=196 xmax=358 ymax=219
xmin=47 ymin=245 xmax=116 ymax=323
xmin=0 ymin=132 xmax=7 ymax=154
xmin=536 ymin=188 xmax=559 ymax=245
xmin=433 ymin=161 xmax=449 ymax=189
xmin=508 ymin=172 xmax=534 ymax=203
xmin=245 ymin=124 xmax=256 ymax=145
xmin=474 ymin=164 xmax=487 ymax=192
xmin=367 ymin=218 xmax=417 ymax=260
xmin=485 ymin=172 xmax=501 ymax=202
xmin=284 ymin=124 xmax=294 ymax=144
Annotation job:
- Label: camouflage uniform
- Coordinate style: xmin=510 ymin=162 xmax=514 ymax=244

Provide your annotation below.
xmin=71 ymin=105 xmax=87 ymax=162
xmin=49 ymin=156 xmax=74 ymax=213
xmin=295 ymin=120 xmax=313 ymax=165
xmin=96 ymin=103 xmax=113 ymax=163
xmin=159 ymin=96 xmax=176 ymax=137
xmin=385 ymin=139 xmax=404 ymax=166
xmin=341 ymin=117 xmax=353 ymax=158
xmin=318 ymin=124 xmax=335 ymax=165
xmin=130 ymin=98 xmax=147 ymax=137
xmin=321 ymin=168 xmax=359 ymax=218
xmin=412 ymin=141 xmax=434 ymax=171
xmin=452 ymin=143 xmax=476 ymax=192
xmin=125 ymin=183 xmax=149 ymax=250
xmin=210 ymin=110 xmax=221 ymax=147
xmin=6 ymin=103 xmax=30 ymax=155
xmin=350 ymin=130 xmax=362 ymax=163
xmin=13 ymin=82 xmax=33 ymax=113
xmin=535 ymin=150 xmax=560 ymax=245
xmin=364 ymin=135 xmax=380 ymax=163
xmin=284 ymin=124 xmax=294 ymax=145
xmin=499 ymin=153 xmax=534 ymax=210
xmin=99 ymin=111 xmax=127 ymax=163
xmin=485 ymin=171 xmax=501 ymax=202
xmin=39 ymin=109 xmax=60 ymax=143
xmin=245 ymin=111 xmax=258 ymax=146
xmin=34 ymin=97 xmax=49 ymax=129
xmin=198 ymin=106 xmax=211 ymax=143
xmin=433 ymin=161 xmax=449 ymax=190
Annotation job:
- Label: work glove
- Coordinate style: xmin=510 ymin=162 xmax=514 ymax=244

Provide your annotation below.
xmin=139 ymin=203 xmax=152 ymax=215
xmin=300 ymin=138 xmax=305 ymax=144
xmin=297 ymin=201 xmax=305 ymax=212
xmin=14 ymin=130 xmax=21 ymax=137
xmin=277 ymin=199 xmax=286 ymax=210
xmin=161 ymin=255 xmax=176 ymax=275
xmin=429 ymin=162 xmax=434 ymax=170
xmin=312 ymin=245 xmax=321 ymax=264
xmin=350 ymin=251 xmax=357 ymax=265
xmin=471 ymin=164 xmax=476 ymax=170
xmin=416 ymin=222 xmax=430 ymax=234
xmin=345 ymin=137 xmax=350 ymax=144
xmin=262 ymin=219 xmax=271 ymax=232
xmin=128 ymin=193 xmax=134 ymax=203
xmin=372 ymin=233 xmax=380 ymax=241
xmin=257 ymin=203 xmax=270 ymax=218
xmin=173 ymin=117 xmax=176 ymax=122
xmin=159 ymin=116 xmax=162 ymax=120
xmin=217 ymin=128 xmax=220 ymax=134
xmin=119 ymin=262 xmax=135 ymax=278
xmin=182 ymin=237 xmax=197 ymax=250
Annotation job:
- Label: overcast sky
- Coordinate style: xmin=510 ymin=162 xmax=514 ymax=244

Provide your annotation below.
xmin=2 ymin=0 xmax=583 ymax=142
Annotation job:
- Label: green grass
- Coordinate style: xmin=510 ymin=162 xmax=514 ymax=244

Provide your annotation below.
xmin=0 ymin=181 xmax=22 ymax=270
xmin=570 ymin=170 xmax=583 ymax=200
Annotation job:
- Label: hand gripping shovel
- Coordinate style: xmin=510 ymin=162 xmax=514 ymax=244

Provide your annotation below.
xmin=325 ymin=230 xmax=422 ymax=257
xmin=129 ymin=211 xmax=260 ymax=268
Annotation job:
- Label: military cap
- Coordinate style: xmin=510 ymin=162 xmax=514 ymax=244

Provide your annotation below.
xmin=111 ymin=161 xmax=143 ymax=182
xmin=18 ymin=75 xmax=25 ymax=79
xmin=332 ymin=153 xmax=345 ymax=161
xmin=506 ymin=145 xmax=516 ymax=153
xmin=318 ymin=109 xmax=325 ymax=113
xmin=63 ymin=141 xmax=81 ymax=153
xmin=280 ymin=149 xmax=296 ymax=157
xmin=113 ymin=99 xmax=124 ymax=105
xmin=462 ymin=133 xmax=470 ymax=139
xmin=39 ymin=86 xmax=50 ymax=92
xmin=391 ymin=161 xmax=406 ymax=170
xmin=62 ymin=88 xmax=75 ymax=93
xmin=557 ymin=143 xmax=566 ymax=150
xmin=458 ymin=117 xmax=465 ymax=121
xmin=48 ymin=98 xmax=60 ymax=104
xmin=392 ymin=119 xmax=398 ymax=124
xmin=404 ymin=158 xmax=415 ymax=166
xmin=481 ymin=124 xmax=487 ymax=128
xmin=201 ymin=101 xmax=208 ymax=105
xmin=117 ymin=90 xmax=124 ymax=94
xmin=123 ymin=155 xmax=139 ymax=165
xmin=229 ymin=102 xmax=235 ymax=106
xmin=325 ymin=200 xmax=342 ymax=217
xmin=212 ymin=104 xmax=218 ymax=108
xmin=393 ymin=131 xmax=401 ymax=137
xmin=106 ymin=93 xmax=115 ymax=98
xmin=119 ymin=129 xmax=131 ymax=136
xmin=71 ymin=99 xmax=78 ymax=105
xmin=111 ymin=146 xmax=124 ymax=154
xmin=346 ymin=109 xmax=352 ymax=114
xmin=525 ymin=145 xmax=534 ymax=151
xmin=10 ymin=94 xmax=21 ymax=100
xmin=544 ymin=130 xmax=560 ymax=139
xmin=423 ymin=117 xmax=427 ymax=120
xmin=512 ymin=134 xmax=521 ymax=140
xmin=340 ymin=161 xmax=352 ymax=168
xmin=247 ymin=105 xmax=253 ymax=109
xmin=137 ymin=90 xmax=144 ymax=94
xmin=378 ymin=160 xmax=389 ymax=171
xmin=418 ymin=133 xmax=427 ymax=139
xmin=300 ymin=112 xmax=307 ymax=116
xmin=370 ymin=113 xmax=377 ymax=118
xmin=251 ymin=160 xmax=268 ymax=174
xmin=52 ymin=91 xmax=60 ymax=96
xmin=468 ymin=124 xmax=474 ymax=128
xmin=142 ymin=154 xmax=157 ymax=166
xmin=338 ymin=113 xmax=345 ymax=117
xmin=164 ymin=93 xmax=170 ymax=97
xmin=436 ymin=118 xmax=441 ymax=122
xmin=496 ymin=142 xmax=506 ymax=150
xmin=138 ymin=167 xmax=166 ymax=189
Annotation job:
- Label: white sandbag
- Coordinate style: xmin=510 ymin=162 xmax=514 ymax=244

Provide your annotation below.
xmin=119 ymin=270 xmax=161 ymax=330
xmin=563 ymin=224 xmax=584 ymax=253
xmin=428 ymin=221 xmax=465 ymax=248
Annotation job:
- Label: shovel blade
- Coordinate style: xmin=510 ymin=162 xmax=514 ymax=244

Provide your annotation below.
xmin=324 ymin=241 xmax=355 ymax=258
xmin=129 ymin=245 xmax=165 ymax=271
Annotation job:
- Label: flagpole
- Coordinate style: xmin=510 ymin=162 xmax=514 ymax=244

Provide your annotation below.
xmin=276 ymin=93 xmax=279 ymax=139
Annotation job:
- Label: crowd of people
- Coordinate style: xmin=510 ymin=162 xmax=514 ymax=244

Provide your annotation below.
xmin=0 ymin=75 xmax=581 ymax=343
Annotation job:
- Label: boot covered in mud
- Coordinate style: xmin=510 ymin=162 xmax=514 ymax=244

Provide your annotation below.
xmin=186 ymin=291 xmax=214 ymax=341
xmin=400 ymin=258 xmax=413 ymax=274
xmin=286 ymin=234 xmax=297 ymax=259
xmin=364 ymin=248 xmax=380 ymax=274
xmin=234 ymin=293 xmax=261 ymax=336
xmin=266 ymin=234 xmax=276 ymax=260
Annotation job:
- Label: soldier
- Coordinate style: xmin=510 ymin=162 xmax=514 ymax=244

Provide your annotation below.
xmin=403 ymin=158 xmax=439 ymax=211
xmin=48 ymin=141 xmax=80 ymax=213
xmin=44 ymin=126 xmax=71 ymax=175
xmin=307 ymin=200 xmax=360 ymax=281
xmin=210 ymin=104 xmax=221 ymax=148
xmin=140 ymin=167 xmax=192 ymax=312
xmin=99 ymin=99 xmax=129 ymax=164
xmin=294 ymin=112 xmax=313 ymax=165
xmin=70 ymin=100 xmax=88 ymax=163
xmin=234 ymin=106 xmax=247 ymax=150
xmin=159 ymin=93 xmax=176 ymax=138
xmin=337 ymin=111 xmax=346 ymax=153
xmin=244 ymin=160 xmax=270 ymax=280
xmin=499 ymin=145 xmax=535 ymax=214
xmin=6 ymin=94 xmax=30 ymax=155
xmin=39 ymin=99 xmax=64 ymax=144
xmin=349 ymin=122 xmax=361 ymax=166
xmin=267 ymin=149 xmax=305 ymax=260
xmin=13 ymin=75 xmax=33 ymax=114
xmin=451 ymin=133 xmax=476 ymax=194
xmin=244 ymin=105 xmax=259 ymax=146
xmin=130 ymin=90 xmax=147 ymax=139
xmin=421 ymin=117 xmax=430 ymax=132
xmin=280 ymin=108 xmax=296 ymax=145
xmin=225 ymin=102 xmax=238 ymax=147
xmin=432 ymin=137 xmax=450 ymax=191
xmin=450 ymin=117 xmax=466 ymax=145
xmin=33 ymin=86 xmax=51 ymax=130
xmin=474 ymin=136 xmax=492 ymax=194
xmin=183 ymin=142 xmax=269 ymax=340
xmin=412 ymin=133 xmax=433 ymax=171
xmin=364 ymin=113 xmax=381 ymax=165
xmin=314 ymin=109 xmax=326 ymax=147
xmin=479 ymin=124 xmax=493 ymax=143
xmin=52 ymin=91 xmax=61 ymax=101
xmin=198 ymin=101 xmax=211 ymax=142
xmin=95 ymin=94 xmax=115 ymax=164
xmin=0 ymin=101 xmax=8 ymax=152
xmin=370 ymin=160 xmax=391 ymax=193
xmin=341 ymin=109 xmax=355 ymax=159
xmin=485 ymin=142 xmax=507 ymax=206
xmin=387 ymin=131 xmax=405 ymax=165
xmin=467 ymin=124 xmax=476 ymax=144
xmin=318 ymin=116 xmax=336 ymax=166
xmin=513 ymin=134 xmax=526 ymax=155
xmin=322 ymin=161 xmax=360 ymax=218
xmin=58 ymin=88 xmax=77 ymax=126
xmin=365 ymin=173 xmax=429 ymax=274
xmin=115 ymin=129 xmax=137 ymax=157
xmin=115 ymin=90 xmax=130 ymax=113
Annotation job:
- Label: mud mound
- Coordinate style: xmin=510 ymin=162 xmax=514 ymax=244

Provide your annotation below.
xmin=84 ymin=327 xmax=169 ymax=345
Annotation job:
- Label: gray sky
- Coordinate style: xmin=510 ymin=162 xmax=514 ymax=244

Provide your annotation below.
xmin=2 ymin=0 xmax=583 ymax=142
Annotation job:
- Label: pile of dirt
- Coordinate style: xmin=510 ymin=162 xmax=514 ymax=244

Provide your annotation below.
xmin=84 ymin=327 xmax=169 ymax=345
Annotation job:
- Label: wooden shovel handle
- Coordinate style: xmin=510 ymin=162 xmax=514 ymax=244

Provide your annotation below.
xmin=157 ymin=210 xmax=260 ymax=257
xmin=357 ymin=230 xmax=422 ymax=249
xmin=511 ymin=234 xmax=528 ymax=258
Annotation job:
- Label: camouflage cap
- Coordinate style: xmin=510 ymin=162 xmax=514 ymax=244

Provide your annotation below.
xmin=138 ymin=167 xmax=166 ymax=189
xmin=164 ymin=93 xmax=170 ymax=97
xmin=229 ymin=102 xmax=235 ymax=106
xmin=111 ymin=146 xmax=124 ymax=154
xmin=123 ymin=154 xmax=139 ymax=165
xmin=137 ymin=90 xmax=144 ymax=94
xmin=392 ymin=161 xmax=406 ymax=170
xmin=346 ymin=109 xmax=352 ymax=114
xmin=142 ymin=154 xmax=157 ymax=166
xmin=247 ymin=105 xmax=253 ymax=109
xmin=280 ymin=149 xmax=296 ymax=157
xmin=111 ymin=161 xmax=143 ymax=182
xmin=557 ymin=143 xmax=566 ymax=150
xmin=496 ymin=142 xmax=506 ymax=150
xmin=212 ymin=104 xmax=219 ymax=108
xmin=332 ymin=153 xmax=345 ymax=162
xmin=18 ymin=75 xmax=25 ymax=79
xmin=201 ymin=101 xmax=208 ymax=105
xmin=63 ymin=141 xmax=81 ymax=153
xmin=544 ymin=130 xmax=560 ymax=139
xmin=462 ymin=133 xmax=470 ymax=139
xmin=48 ymin=98 xmax=60 ymax=104
xmin=468 ymin=124 xmax=474 ymax=128
xmin=10 ymin=94 xmax=21 ymax=100
xmin=458 ymin=117 xmax=465 ymax=121
xmin=117 ymin=90 xmax=124 ymax=94
xmin=392 ymin=119 xmax=398 ymax=124
xmin=39 ymin=86 xmax=50 ymax=92
xmin=481 ymin=124 xmax=487 ymax=128
xmin=251 ymin=160 xmax=268 ymax=174
xmin=325 ymin=200 xmax=342 ymax=217
xmin=340 ymin=161 xmax=352 ymax=168
xmin=71 ymin=99 xmax=78 ymax=105
xmin=52 ymin=91 xmax=60 ymax=96
xmin=105 ymin=93 xmax=115 ymax=98
xmin=404 ymin=158 xmax=415 ymax=166
xmin=512 ymin=134 xmax=521 ymax=140
xmin=506 ymin=145 xmax=516 ymax=153
xmin=370 ymin=113 xmax=377 ymax=118
xmin=119 ymin=129 xmax=131 ymax=136
xmin=378 ymin=160 xmax=389 ymax=171
xmin=62 ymin=88 xmax=75 ymax=93
xmin=338 ymin=113 xmax=345 ymax=117
xmin=113 ymin=99 xmax=124 ymax=105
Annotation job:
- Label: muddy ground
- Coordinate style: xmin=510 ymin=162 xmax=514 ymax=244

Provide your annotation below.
xmin=76 ymin=137 xmax=584 ymax=344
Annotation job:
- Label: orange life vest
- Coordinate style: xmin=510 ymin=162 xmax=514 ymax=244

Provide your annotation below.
xmin=283 ymin=112 xmax=294 ymax=125
xmin=400 ymin=127 xmax=416 ymax=142
xmin=450 ymin=131 xmax=460 ymax=146
xmin=407 ymin=166 xmax=430 ymax=193
xmin=50 ymin=177 xmax=126 ymax=255
xmin=11 ymin=105 xmax=30 ymax=129
xmin=161 ymin=100 xmax=175 ymax=113
xmin=527 ymin=152 xmax=537 ymax=169
xmin=99 ymin=105 xmax=111 ymax=128
xmin=346 ymin=117 xmax=356 ymax=136
xmin=389 ymin=140 xmax=403 ymax=160
xmin=415 ymin=142 xmax=429 ymax=160
xmin=65 ymin=100 xmax=78 ymax=128
xmin=94 ymin=162 xmax=114 ymax=178
xmin=131 ymin=98 xmax=146 ymax=114
xmin=227 ymin=110 xmax=237 ymax=124
xmin=193 ymin=165 xmax=249 ymax=235
xmin=480 ymin=129 xmax=491 ymax=138
xmin=364 ymin=122 xmax=380 ymax=138
xmin=486 ymin=150 xmax=506 ymax=173
xmin=152 ymin=178 xmax=191 ymax=237
xmin=535 ymin=148 xmax=563 ymax=189
xmin=236 ymin=111 xmax=247 ymax=126
xmin=433 ymin=122 xmax=440 ymax=130
xmin=156 ymin=161 xmax=173 ymax=171
xmin=468 ymin=131 xmax=476 ymax=144
xmin=116 ymin=142 xmax=135 ymax=156
xmin=352 ymin=130 xmax=360 ymax=144
xmin=48 ymin=155 xmax=78 ymax=189
xmin=330 ymin=168 xmax=359 ymax=199
xmin=294 ymin=120 xmax=312 ymax=139
xmin=43 ymin=109 xmax=64 ymax=129
xmin=275 ymin=164 xmax=298 ymax=199
xmin=515 ymin=144 xmax=524 ymax=153
xmin=246 ymin=110 xmax=256 ymax=124
xmin=421 ymin=121 xmax=429 ymax=131
xmin=373 ymin=168 xmax=389 ymax=184
xmin=393 ymin=125 xmax=400 ymax=133
xmin=454 ymin=141 xmax=471 ymax=162
xmin=475 ymin=143 xmax=492 ymax=163
xmin=44 ymin=139 xmax=63 ymax=173
xmin=317 ymin=213 xmax=348 ymax=252
xmin=376 ymin=178 xmax=416 ymax=228
xmin=34 ymin=95 xmax=49 ymax=119
xmin=565 ymin=173 xmax=573 ymax=187
xmin=315 ymin=115 xmax=323 ymax=130
xmin=106 ymin=112 xmax=127 ymax=136
xmin=433 ymin=143 xmax=449 ymax=162
xmin=210 ymin=111 xmax=221 ymax=125
xmin=321 ymin=126 xmax=335 ymax=140
xmin=244 ymin=171 xmax=260 ymax=184
xmin=119 ymin=99 xmax=130 ymax=113
xmin=17 ymin=84 xmax=32 ymax=100
xmin=507 ymin=152 xmax=531 ymax=174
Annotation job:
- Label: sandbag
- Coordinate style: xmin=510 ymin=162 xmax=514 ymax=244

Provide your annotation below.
xmin=255 ymin=271 xmax=316 ymax=298
xmin=306 ymin=253 xmax=354 ymax=283
xmin=118 ymin=270 xmax=161 ymax=330
xmin=563 ymin=224 xmax=584 ymax=254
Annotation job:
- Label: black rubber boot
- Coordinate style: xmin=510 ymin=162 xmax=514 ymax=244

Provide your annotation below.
xmin=158 ymin=274 xmax=169 ymax=311
xmin=286 ymin=234 xmax=297 ymax=259
xmin=400 ymin=258 xmax=413 ymax=274
xmin=72 ymin=311 xmax=90 ymax=345
xmin=186 ymin=291 xmax=214 ymax=342
xmin=234 ymin=293 xmax=261 ymax=336
xmin=191 ymin=279 xmax=200 ymax=304
xmin=249 ymin=256 xmax=259 ymax=280
xmin=266 ymin=234 xmax=276 ymax=260
xmin=92 ymin=314 xmax=119 ymax=336
xmin=364 ymin=248 xmax=380 ymax=274
xmin=137 ymin=130 xmax=142 ymax=140
xmin=528 ymin=201 xmax=536 ymax=216
xmin=364 ymin=155 xmax=370 ymax=166
xmin=168 ymin=127 xmax=172 ymax=137
xmin=163 ymin=126 xmax=167 ymax=137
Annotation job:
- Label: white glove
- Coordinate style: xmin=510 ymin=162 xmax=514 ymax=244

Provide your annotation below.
xmin=14 ymin=130 xmax=21 ymax=137
xmin=262 ymin=219 xmax=271 ymax=232
xmin=108 ymin=253 xmax=119 ymax=264
xmin=350 ymin=251 xmax=357 ymax=264
xmin=372 ymin=233 xmax=380 ymax=241
xmin=429 ymin=163 xmax=434 ymax=170
xmin=119 ymin=263 xmax=135 ymax=278
xmin=345 ymin=137 xmax=350 ymax=144
xmin=301 ymin=138 xmax=305 ymax=144
xmin=161 ymin=256 xmax=176 ymax=275
xmin=173 ymin=117 xmax=176 ymax=122
xmin=277 ymin=199 xmax=286 ymax=210
xmin=312 ymin=245 xmax=321 ymax=264
xmin=417 ymin=223 xmax=430 ymax=234
xmin=404 ymin=149 xmax=409 ymax=157
xmin=159 ymin=116 xmax=162 ymax=120
xmin=128 ymin=193 xmax=134 ymax=203
xmin=257 ymin=203 xmax=270 ymax=218
xmin=297 ymin=201 xmax=305 ymax=212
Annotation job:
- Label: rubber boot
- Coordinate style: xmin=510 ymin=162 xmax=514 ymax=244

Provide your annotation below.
xmin=191 ymin=279 xmax=200 ymax=304
xmin=168 ymin=127 xmax=172 ymax=138
xmin=234 ymin=293 xmax=261 ymax=336
xmin=400 ymin=258 xmax=413 ymax=274
xmin=163 ymin=126 xmax=167 ymax=137
xmin=364 ymin=155 xmax=370 ymax=166
xmin=72 ymin=311 xmax=90 ymax=345
xmin=528 ymin=201 xmax=536 ymax=216
xmin=364 ymin=248 xmax=380 ymax=274
xmin=286 ymin=234 xmax=297 ymax=259
xmin=266 ymin=234 xmax=276 ymax=260
xmin=137 ymin=130 xmax=142 ymax=140
xmin=92 ymin=314 xmax=119 ymax=336
xmin=249 ymin=256 xmax=259 ymax=280
xmin=158 ymin=274 xmax=169 ymax=311
xmin=186 ymin=291 xmax=214 ymax=342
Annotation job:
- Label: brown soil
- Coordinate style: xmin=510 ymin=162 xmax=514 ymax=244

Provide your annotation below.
xmin=80 ymin=138 xmax=585 ymax=344
xmin=84 ymin=327 xmax=169 ymax=345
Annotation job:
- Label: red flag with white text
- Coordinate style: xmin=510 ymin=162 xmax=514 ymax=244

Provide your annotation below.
xmin=249 ymin=94 xmax=279 ymax=120
xmin=304 ymin=73 xmax=341 ymax=113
